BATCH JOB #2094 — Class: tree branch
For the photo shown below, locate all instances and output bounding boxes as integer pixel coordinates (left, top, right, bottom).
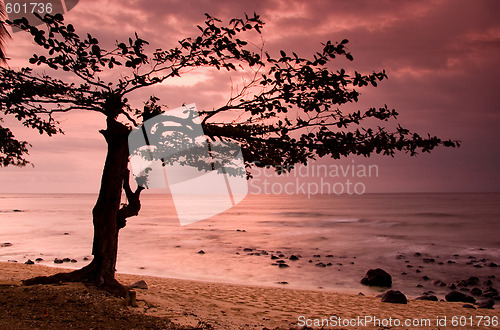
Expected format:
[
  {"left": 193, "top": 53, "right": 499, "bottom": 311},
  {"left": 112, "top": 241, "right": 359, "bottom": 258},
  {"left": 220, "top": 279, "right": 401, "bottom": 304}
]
[{"left": 117, "top": 169, "right": 144, "bottom": 230}]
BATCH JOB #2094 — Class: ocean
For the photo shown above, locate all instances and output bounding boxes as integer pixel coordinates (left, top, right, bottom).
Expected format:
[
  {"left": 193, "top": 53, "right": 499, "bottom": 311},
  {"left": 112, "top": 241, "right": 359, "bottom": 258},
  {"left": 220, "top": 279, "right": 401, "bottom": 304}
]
[{"left": 1, "top": 192, "right": 499, "bottom": 297}]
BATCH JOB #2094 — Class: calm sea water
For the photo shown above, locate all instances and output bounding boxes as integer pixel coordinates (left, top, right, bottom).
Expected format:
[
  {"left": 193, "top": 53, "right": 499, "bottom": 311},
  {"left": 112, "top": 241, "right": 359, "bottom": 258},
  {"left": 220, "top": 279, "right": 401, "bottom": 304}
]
[{"left": 1, "top": 192, "right": 499, "bottom": 297}]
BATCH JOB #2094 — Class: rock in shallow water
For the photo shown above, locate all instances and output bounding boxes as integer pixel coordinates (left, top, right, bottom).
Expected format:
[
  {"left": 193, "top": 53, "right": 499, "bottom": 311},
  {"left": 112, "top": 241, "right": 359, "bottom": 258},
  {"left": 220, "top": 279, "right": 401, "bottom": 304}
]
[
  {"left": 445, "top": 291, "right": 476, "bottom": 303},
  {"left": 470, "top": 287, "right": 482, "bottom": 296},
  {"left": 477, "top": 299, "right": 495, "bottom": 309},
  {"left": 433, "top": 280, "right": 446, "bottom": 287},
  {"left": 360, "top": 268, "right": 392, "bottom": 287},
  {"left": 416, "top": 294, "right": 438, "bottom": 301}
]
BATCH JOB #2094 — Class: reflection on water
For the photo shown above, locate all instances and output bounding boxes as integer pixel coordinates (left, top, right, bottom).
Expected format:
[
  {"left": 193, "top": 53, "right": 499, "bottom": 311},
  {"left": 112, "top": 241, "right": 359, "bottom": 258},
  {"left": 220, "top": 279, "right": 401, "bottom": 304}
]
[{"left": 0, "top": 192, "right": 499, "bottom": 296}]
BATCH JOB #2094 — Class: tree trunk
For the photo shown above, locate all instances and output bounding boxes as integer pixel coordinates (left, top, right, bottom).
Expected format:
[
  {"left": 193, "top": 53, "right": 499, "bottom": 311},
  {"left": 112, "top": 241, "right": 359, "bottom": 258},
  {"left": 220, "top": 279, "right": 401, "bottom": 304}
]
[
  {"left": 23, "top": 117, "right": 136, "bottom": 302},
  {"left": 88, "top": 117, "right": 130, "bottom": 287}
]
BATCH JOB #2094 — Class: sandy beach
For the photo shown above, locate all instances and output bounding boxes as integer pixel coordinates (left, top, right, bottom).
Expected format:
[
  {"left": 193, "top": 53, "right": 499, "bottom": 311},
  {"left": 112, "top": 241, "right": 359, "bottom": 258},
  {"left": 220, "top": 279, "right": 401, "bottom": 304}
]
[{"left": 1, "top": 262, "right": 498, "bottom": 329}]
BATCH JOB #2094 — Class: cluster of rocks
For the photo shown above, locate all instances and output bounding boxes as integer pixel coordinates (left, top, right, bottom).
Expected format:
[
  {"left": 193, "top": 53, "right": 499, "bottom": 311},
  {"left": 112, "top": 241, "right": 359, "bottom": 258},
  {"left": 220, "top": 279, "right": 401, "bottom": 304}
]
[
  {"left": 360, "top": 267, "right": 497, "bottom": 309},
  {"left": 397, "top": 251, "right": 498, "bottom": 270},
  {"left": 53, "top": 258, "right": 78, "bottom": 264},
  {"left": 24, "top": 258, "right": 45, "bottom": 265},
  {"left": 22, "top": 257, "right": 91, "bottom": 265},
  {"left": 236, "top": 248, "right": 355, "bottom": 271}
]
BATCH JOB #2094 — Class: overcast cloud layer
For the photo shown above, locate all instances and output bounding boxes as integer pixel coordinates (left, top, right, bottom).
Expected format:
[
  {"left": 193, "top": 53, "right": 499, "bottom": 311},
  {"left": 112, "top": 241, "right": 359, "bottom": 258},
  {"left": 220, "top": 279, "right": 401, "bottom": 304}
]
[{"left": 1, "top": 0, "right": 499, "bottom": 193}]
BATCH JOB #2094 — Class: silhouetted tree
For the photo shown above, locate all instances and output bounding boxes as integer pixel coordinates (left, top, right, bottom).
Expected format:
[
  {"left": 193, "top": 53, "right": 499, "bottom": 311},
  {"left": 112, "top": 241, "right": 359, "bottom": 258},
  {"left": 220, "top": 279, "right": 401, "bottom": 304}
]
[
  {"left": 0, "top": 1, "right": 9, "bottom": 63},
  {"left": 0, "top": 13, "right": 459, "bottom": 303}
]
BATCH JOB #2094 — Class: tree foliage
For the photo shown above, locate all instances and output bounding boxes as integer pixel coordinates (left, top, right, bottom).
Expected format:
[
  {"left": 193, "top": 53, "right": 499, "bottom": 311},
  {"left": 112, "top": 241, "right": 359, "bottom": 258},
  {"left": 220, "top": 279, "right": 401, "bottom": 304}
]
[{"left": 1, "top": 13, "right": 459, "bottom": 170}]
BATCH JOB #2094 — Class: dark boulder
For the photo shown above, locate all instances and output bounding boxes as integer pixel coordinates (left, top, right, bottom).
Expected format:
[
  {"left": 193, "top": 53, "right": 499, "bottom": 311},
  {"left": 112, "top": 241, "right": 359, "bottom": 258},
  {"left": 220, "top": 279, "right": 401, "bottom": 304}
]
[
  {"left": 483, "top": 287, "right": 498, "bottom": 298},
  {"left": 466, "top": 276, "right": 479, "bottom": 286},
  {"left": 416, "top": 295, "right": 438, "bottom": 301},
  {"left": 24, "top": 259, "right": 34, "bottom": 265},
  {"left": 433, "top": 280, "right": 447, "bottom": 287},
  {"left": 54, "top": 258, "right": 63, "bottom": 264},
  {"left": 445, "top": 291, "right": 476, "bottom": 303},
  {"left": 381, "top": 290, "right": 407, "bottom": 304},
  {"left": 477, "top": 299, "right": 494, "bottom": 309},
  {"left": 361, "top": 268, "right": 392, "bottom": 287},
  {"left": 289, "top": 255, "right": 299, "bottom": 261},
  {"left": 197, "top": 250, "right": 205, "bottom": 254},
  {"left": 470, "top": 287, "right": 482, "bottom": 296}
]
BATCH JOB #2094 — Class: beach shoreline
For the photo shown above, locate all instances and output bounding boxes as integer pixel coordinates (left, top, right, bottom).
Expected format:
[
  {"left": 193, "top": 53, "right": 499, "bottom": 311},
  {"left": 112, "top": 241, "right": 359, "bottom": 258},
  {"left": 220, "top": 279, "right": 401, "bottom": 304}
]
[{"left": 1, "top": 261, "right": 498, "bottom": 329}]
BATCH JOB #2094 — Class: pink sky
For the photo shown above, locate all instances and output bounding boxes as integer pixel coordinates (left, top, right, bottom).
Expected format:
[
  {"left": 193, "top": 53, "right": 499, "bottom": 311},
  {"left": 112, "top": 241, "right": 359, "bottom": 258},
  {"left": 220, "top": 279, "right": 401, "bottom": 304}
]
[{"left": 1, "top": 0, "right": 499, "bottom": 193}]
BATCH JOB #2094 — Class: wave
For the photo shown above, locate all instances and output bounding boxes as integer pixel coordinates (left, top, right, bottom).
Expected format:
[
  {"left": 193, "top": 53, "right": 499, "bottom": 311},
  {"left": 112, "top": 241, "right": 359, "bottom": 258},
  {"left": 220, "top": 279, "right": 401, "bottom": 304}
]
[
  {"left": 322, "top": 218, "right": 363, "bottom": 223},
  {"left": 279, "top": 211, "right": 325, "bottom": 218},
  {"left": 415, "top": 212, "right": 455, "bottom": 217}
]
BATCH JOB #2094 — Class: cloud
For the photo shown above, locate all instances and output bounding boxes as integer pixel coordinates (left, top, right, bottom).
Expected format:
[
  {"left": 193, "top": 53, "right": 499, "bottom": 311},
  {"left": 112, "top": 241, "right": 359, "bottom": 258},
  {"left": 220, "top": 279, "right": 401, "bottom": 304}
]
[{"left": 1, "top": 0, "right": 499, "bottom": 192}]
